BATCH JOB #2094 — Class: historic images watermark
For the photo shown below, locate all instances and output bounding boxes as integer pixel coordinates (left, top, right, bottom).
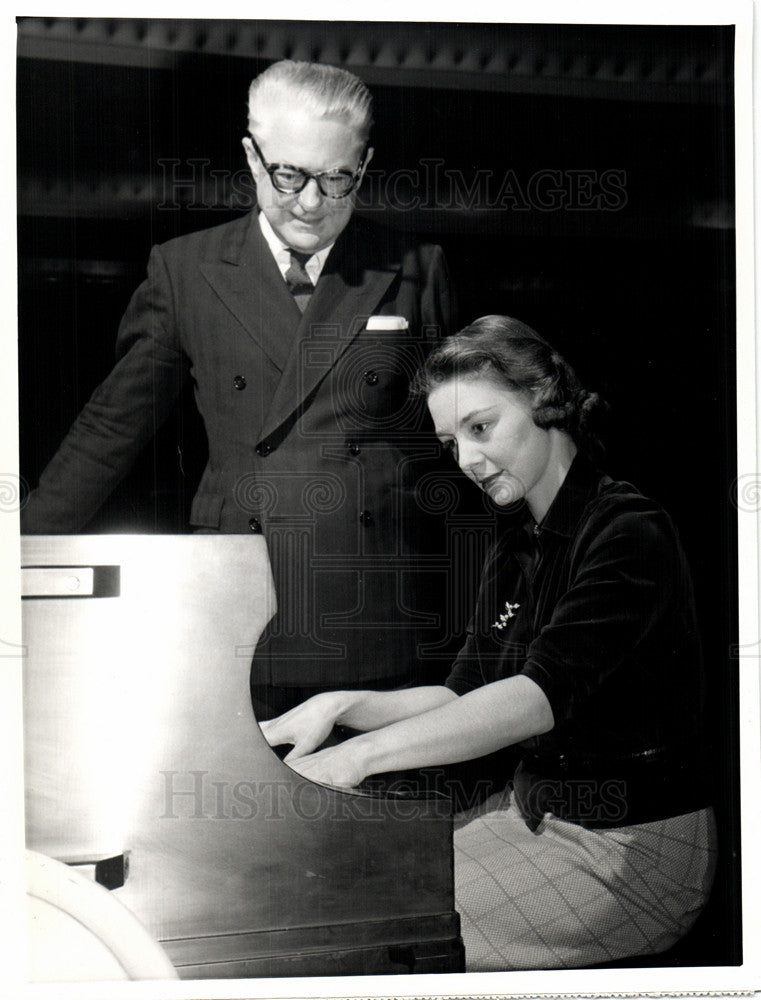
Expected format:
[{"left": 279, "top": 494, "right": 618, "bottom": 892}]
[
  {"left": 159, "top": 769, "right": 630, "bottom": 825},
  {"left": 161, "top": 769, "right": 454, "bottom": 822},
  {"left": 157, "top": 158, "right": 628, "bottom": 214}
]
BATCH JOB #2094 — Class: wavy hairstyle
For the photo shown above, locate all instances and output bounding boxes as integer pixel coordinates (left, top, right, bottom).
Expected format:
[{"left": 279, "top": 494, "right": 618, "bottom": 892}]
[
  {"left": 412, "top": 315, "right": 609, "bottom": 462},
  {"left": 247, "top": 60, "right": 374, "bottom": 142}
]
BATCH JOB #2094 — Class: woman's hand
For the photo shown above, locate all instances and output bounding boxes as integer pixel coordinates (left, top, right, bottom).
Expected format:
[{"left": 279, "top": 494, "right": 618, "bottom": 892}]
[
  {"left": 281, "top": 739, "right": 372, "bottom": 789},
  {"left": 261, "top": 676, "right": 553, "bottom": 790},
  {"left": 259, "top": 691, "right": 346, "bottom": 759}
]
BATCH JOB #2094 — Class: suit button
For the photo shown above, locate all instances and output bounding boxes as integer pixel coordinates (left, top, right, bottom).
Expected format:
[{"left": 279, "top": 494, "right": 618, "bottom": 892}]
[
  {"left": 359, "top": 509, "right": 373, "bottom": 527},
  {"left": 256, "top": 441, "right": 272, "bottom": 457},
  {"left": 248, "top": 517, "right": 263, "bottom": 534},
  {"left": 233, "top": 375, "right": 247, "bottom": 390},
  {"left": 363, "top": 370, "right": 379, "bottom": 386},
  {"left": 346, "top": 440, "right": 361, "bottom": 456}
]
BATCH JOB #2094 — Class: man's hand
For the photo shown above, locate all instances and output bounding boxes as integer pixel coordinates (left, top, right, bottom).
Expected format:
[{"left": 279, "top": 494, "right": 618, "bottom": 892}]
[{"left": 259, "top": 691, "right": 346, "bottom": 760}]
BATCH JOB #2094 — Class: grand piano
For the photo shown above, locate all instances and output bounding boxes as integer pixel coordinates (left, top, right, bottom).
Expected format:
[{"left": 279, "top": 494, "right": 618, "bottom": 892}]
[{"left": 21, "top": 534, "right": 464, "bottom": 979}]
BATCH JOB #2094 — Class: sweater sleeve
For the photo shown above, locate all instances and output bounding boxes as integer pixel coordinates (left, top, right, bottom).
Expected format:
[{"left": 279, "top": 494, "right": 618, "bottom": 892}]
[
  {"left": 520, "top": 498, "right": 686, "bottom": 725},
  {"left": 444, "top": 627, "right": 484, "bottom": 696}
]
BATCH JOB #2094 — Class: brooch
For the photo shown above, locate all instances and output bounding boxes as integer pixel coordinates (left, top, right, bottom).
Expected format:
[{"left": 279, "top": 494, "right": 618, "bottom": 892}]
[{"left": 492, "top": 601, "right": 520, "bottom": 630}]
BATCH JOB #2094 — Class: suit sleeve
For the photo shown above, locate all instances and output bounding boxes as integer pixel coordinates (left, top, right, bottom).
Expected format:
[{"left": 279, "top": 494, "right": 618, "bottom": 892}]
[
  {"left": 421, "top": 244, "right": 458, "bottom": 340},
  {"left": 21, "top": 246, "right": 189, "bottom": 533}
]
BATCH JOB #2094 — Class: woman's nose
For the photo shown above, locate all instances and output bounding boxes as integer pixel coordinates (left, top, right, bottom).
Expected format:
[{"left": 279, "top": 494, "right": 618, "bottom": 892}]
[{"left": 457, "top": 439, "right": 483, "bottom": 476}]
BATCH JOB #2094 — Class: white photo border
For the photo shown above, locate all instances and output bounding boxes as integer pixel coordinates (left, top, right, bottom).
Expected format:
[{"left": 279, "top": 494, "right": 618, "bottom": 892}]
[{"left": 2, "top": 1, "right": 758, "bottom": 998}]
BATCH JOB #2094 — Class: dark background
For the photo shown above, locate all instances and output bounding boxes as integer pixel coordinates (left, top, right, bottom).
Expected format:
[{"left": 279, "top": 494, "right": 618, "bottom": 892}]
[{"left": 16, "top": 18, "right": 739, "bottom": 968}]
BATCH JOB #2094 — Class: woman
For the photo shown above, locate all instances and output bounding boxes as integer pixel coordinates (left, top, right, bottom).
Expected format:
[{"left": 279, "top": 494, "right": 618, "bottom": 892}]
[{"left": 260, "top": 315, "right": 716, "bottom": 971}]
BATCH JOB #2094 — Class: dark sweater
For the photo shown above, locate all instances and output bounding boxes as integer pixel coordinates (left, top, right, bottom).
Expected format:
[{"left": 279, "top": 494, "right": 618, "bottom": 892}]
[{"left": 446, "top": 453, "right": 709, "bottom": 828}]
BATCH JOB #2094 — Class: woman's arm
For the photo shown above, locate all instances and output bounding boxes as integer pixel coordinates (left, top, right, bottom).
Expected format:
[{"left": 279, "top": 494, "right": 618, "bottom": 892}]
[
  {"left": 259, "top": 685, "right": 457, "bottom": 759},
  {"left": 282, "top": 674, "right": 554, "bottom": 788}
]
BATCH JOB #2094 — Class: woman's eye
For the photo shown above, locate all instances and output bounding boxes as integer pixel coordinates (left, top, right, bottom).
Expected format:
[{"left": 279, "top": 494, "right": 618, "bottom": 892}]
[{"left": 471, "top": 422, "right": 488, "bottom": 435}]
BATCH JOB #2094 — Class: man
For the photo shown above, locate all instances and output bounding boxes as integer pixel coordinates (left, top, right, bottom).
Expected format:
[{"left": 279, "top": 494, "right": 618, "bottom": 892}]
[{"left": 21, "top": 60, "right": 457, "bottom": 718}]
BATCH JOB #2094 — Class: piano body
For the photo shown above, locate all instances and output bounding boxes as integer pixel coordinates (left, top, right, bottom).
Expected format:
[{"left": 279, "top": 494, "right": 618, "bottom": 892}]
[{"left": 21, "top": 535, "right": 463, "bottom": 979}]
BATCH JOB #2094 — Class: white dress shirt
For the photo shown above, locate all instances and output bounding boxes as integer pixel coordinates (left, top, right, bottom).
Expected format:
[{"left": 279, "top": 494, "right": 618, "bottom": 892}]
[{"left": 258, "top": 212, "right": 334, "bottom": 287}]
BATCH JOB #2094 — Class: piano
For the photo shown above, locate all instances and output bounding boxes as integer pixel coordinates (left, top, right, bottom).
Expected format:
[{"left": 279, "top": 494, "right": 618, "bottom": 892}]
[{"left": 21, "top": 535, "right": 464, "bottom": 979}]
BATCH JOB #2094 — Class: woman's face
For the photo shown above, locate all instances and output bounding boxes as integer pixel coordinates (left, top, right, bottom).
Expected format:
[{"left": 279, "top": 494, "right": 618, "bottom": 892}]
[{"left": 427, "top": 375, "right": 554, "bottom": 509}]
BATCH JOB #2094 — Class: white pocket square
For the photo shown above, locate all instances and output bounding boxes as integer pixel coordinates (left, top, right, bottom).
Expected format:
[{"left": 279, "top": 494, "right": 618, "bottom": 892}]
[{"left": 365, "top": 315, "right": 409, "bottom": 331}]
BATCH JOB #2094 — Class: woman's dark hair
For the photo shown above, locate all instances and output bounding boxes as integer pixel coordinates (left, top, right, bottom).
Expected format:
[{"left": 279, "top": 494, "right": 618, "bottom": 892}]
[{"left": 412, "top": 315, "right": 609, "bottom": 462}]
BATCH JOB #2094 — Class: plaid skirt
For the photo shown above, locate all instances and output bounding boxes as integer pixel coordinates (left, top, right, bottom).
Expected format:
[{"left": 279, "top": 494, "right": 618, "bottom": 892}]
[{"left": 454, "top": 787, "right": 717, "bottom": 971}]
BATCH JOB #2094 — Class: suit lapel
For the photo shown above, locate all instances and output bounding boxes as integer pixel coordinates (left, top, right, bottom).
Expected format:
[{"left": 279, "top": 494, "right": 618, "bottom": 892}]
[
  {"left": 199, "top": 213, "right": 300, "bottom": 372},
  {"left": 260, "top": 223, "right": 399, "bottom": 443}
]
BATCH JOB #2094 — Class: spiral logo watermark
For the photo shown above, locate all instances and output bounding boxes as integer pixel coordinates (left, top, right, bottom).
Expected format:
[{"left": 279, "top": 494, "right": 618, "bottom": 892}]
[
  {"left": 234, "top": 472, "right": 348, "bottom": 518},
  {"left": 489, "top": 477, "right": 524, "bottom": 507},
  {"left": 233, "top": 475, "right": 278, "bottom": 516},
  {"left": 0, "top": 474, "right": 29, "bottom": 513},
  {"left": 415, "top": 473, "right": 462, "bottom": 515},
  {"left": 302, "top": 476, "right": 346, "bottom": 516},
  {"left": 730, "top": 473, "right": 761, "bottom": 513}
]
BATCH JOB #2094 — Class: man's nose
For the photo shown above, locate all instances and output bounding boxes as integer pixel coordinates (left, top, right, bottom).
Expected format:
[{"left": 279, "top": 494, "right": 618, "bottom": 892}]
[{"left": 298, "top": 178, "right": 323, "bottom": 210}]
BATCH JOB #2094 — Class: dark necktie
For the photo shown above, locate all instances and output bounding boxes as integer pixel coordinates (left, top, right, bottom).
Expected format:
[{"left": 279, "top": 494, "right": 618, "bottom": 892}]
[{"left": 285, "top": 250, "right": 314, "bottom": 313}]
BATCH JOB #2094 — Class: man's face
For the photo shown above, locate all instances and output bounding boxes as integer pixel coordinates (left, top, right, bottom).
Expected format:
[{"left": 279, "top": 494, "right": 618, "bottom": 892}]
[{"left": 244, "top": 102, "right": 372, "bottom": 254}]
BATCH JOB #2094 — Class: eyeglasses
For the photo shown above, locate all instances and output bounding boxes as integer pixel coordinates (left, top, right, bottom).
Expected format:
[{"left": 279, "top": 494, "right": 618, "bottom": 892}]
[{"left": 247, "top": 133, "right": 367, "bottom": 199}]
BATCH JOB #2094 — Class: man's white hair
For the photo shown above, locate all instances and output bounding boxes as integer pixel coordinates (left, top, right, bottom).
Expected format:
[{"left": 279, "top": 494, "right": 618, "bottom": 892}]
[{"left": 247, "top": 60, "right": 373, "bottom": 142}]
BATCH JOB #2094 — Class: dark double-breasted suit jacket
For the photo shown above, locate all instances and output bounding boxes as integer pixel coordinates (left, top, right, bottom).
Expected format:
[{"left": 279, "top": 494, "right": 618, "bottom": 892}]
[{"left": 22, "top": 211, "right": 457, "bottom": 690}]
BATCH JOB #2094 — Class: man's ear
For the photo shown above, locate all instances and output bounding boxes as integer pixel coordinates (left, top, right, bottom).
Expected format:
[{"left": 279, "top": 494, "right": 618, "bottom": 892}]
[
  {"left": 354, "top": 146, "right": 375, "bottom": 194},
  {"left": 360, "top": 146, "right": 374, "bottom": 179},
  {"left": 242, "top": 135, "right": 259, "bottom": 175}
]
